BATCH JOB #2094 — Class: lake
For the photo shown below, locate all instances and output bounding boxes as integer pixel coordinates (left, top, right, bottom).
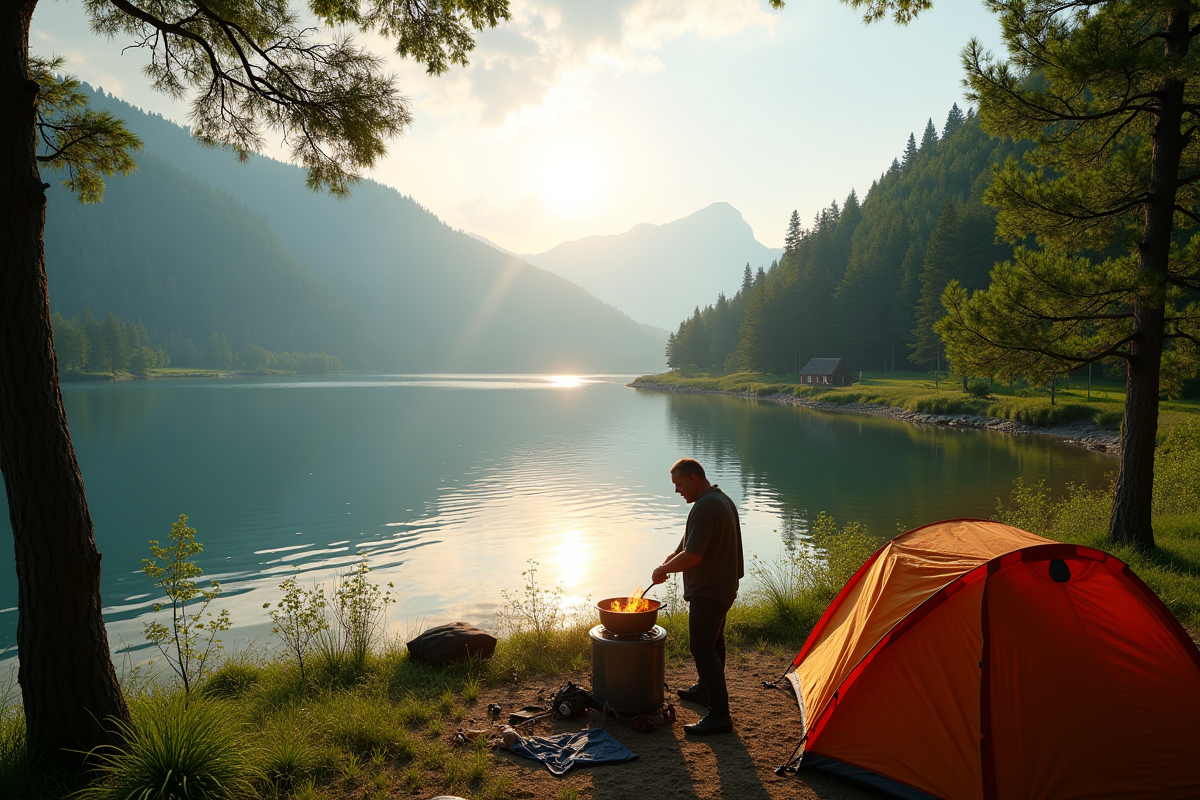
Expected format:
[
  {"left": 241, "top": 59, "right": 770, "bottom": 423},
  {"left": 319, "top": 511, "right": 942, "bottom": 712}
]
[{"left": 0, "top": 374, "right": 1116, "bottom": 661}]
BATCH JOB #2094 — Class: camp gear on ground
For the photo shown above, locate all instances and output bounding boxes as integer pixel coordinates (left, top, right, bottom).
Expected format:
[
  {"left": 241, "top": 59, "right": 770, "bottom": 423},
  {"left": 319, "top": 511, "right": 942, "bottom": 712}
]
[
  {"left": 508, "top": 705, "right": 553, "bottom": 726},
  {"left": 508, "top": 727, "right": 638, "bottom": 775},
  {"left": 595, "top": 597, "right": 661, "bottom": 635},
  {"left": 782, "top": 518, "right": 1200, "bottom": 799},
  {"left": 406, "top": 622, "right": 496, "bottom": 665},
  {"left": 631, "top": 703, "right": 676, "bottom": 733},
  {"left": 590, "top": 624, "right": 667, "bottom": 715},
  {"left": 552, "top": 682, "right": 595, "bottom": 718}
]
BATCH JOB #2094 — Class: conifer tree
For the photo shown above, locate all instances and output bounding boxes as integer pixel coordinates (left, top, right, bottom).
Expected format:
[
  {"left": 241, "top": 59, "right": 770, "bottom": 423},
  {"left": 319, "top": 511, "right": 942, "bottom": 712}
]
[
  {"left": 943, "top": 102, "right": 966, "bottom": 138},
  {"left": 939, "top": 0, "right": 1200, "bottom": 550},
  {"left": 784, "top": 210, "right": 803, "bottom": 251},
  {"left": 902, "top": 133, "right": 919, "bottom": 169},
  {"left": 741, "top": 263, "right": 754, "bottom": 296},
  {"left": 920, "top": 118, "right": 938, "bottom": 152}
]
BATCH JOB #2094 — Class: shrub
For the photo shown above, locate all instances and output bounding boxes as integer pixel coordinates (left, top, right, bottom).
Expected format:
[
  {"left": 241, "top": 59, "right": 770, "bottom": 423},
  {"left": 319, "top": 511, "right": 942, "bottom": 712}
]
[
  {"left": 141, "top": 515, "right": 231, "bottom": 693},
  {"left": 78, "top": 696, "right": 254, "bottom": 800},
  {"left": 261, "top": 731, "right": 314, "bottom": 792},
  {"left": 264, "top": 573, "right": 328, "bottom": 681},
  {"left": 740, "top": 513, "right": 877, "bottom": 645},
  {"left": 490, "top": 561, "right": 591, "bottom": 679},
  {"left": 966, "top": 378, "right": 992, "bottom": 398},
  {"left": 317, "top": 555, "right": 393, "bottom": 676},
  {"left": 995, "top": 478, "right": 1113, "bottom": 543},
  {"left": 1154, "top": 420, "right": 1200, "bottom": 517},
  {"left": 202, "top": 660, "right": 261, "bottom": 699}
]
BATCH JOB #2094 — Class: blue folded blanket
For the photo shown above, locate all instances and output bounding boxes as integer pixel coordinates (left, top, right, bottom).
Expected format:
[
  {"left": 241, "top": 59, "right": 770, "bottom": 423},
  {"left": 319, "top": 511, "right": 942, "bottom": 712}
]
[{"left": 509, "top": 728, "right": 638, "bottom": 775}]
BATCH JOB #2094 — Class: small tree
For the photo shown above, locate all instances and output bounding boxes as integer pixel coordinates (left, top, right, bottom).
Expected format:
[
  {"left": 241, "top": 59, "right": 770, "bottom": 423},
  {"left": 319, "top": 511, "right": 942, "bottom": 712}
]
[
  {"left": 142, "top": 515, "right": 231, "bottom": 693},
  {"left": 323, "top": 555, "right": 394, "bottom": 672},
  {"left": 264, "top": 574, "right": 327, "bottom": 682},
  {"left": 126, "top": 346, "right": 158, "bottom": 375}
]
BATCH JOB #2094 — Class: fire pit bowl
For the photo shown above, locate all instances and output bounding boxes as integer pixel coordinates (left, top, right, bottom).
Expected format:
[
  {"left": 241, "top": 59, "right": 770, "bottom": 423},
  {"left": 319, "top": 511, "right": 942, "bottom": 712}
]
[{"left": 596, "top": 598, "right": 662, "bottom": 635}]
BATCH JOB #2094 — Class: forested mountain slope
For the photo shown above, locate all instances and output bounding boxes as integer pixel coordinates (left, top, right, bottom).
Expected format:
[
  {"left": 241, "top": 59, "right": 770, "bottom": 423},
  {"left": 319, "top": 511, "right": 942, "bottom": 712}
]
[
  {"left": 46, "top": 153, "right": 372, "bottom": 363},
  {"left": 522, "top": 203, "right": 782, "bottom": 330},
  {"left": 667, "top": 107, "right": 1026, "bottom": 375},
  {"left": 63, "top": 87, "right": 665, "bottom": 372}
]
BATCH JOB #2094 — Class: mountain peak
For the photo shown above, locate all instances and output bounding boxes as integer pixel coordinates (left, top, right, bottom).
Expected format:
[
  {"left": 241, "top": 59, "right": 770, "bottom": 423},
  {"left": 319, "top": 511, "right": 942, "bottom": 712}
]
[{"left": 524, "top": 205, "right": 782, "bottom": 330}]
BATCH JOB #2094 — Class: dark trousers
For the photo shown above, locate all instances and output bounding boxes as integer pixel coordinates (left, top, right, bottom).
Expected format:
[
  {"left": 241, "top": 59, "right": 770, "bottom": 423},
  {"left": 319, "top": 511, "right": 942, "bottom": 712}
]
[{"left": 688, "top": 596, "right": 732, "bottom": 714}]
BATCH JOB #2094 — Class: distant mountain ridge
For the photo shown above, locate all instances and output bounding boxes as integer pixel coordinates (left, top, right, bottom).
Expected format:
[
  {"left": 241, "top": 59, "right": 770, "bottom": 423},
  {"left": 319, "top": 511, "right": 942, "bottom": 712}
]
[
  {"left": 522, "top": 203, "right": 783, "bottom": 330},
  {"left": 45, "top": 87, "right": 667, "bottom": 373}
]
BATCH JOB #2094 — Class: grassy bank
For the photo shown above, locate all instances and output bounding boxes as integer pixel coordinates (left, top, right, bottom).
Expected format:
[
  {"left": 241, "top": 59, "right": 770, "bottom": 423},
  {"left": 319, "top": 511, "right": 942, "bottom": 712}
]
[
  {"left": 633, "top": 370, "right": 1200, "bottom": 433},
  {"left": 3, "top": 424, "right": 1198, "bottom": 799}
]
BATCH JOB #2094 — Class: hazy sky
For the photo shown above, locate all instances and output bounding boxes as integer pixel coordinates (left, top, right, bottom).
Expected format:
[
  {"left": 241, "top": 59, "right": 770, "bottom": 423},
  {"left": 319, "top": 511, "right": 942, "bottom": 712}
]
[{"left": 31, "top": 1, "right": 1002, "bottom": 254}]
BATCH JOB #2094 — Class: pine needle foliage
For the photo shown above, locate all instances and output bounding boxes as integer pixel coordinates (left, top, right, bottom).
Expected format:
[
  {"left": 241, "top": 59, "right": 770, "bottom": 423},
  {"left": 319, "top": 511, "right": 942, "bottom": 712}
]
[
  {"left": 939, "top": 0, "right": 1200, "bottom": 549},
  {"left": 30, "top": 56, "right": 141, "bottom": 204}
]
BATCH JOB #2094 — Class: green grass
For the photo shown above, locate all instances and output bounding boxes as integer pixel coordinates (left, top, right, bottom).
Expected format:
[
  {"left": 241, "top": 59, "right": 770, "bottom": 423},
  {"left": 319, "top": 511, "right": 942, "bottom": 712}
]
[
  {"left": 634, "top": 369, "right": 1200, "bottom": 434},
  {"left": 4, "top": 419, "right": 1199, "bottom": 797}
]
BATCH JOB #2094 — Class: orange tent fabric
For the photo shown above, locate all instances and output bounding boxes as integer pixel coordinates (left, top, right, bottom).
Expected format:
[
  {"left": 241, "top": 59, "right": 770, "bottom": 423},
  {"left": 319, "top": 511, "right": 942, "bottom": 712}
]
[{"left": 787, "top": 519, "right": 1200, "bottom": 799}]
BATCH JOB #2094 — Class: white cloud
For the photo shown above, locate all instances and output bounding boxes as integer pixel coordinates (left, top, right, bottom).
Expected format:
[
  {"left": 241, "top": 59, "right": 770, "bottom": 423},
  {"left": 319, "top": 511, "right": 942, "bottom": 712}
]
[{"left": 400, "top": 0, "right": 779, "bottom": 128}]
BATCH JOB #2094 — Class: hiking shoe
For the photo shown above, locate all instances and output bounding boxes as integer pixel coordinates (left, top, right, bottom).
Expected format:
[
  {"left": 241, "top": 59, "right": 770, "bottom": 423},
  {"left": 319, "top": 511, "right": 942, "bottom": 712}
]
[
  {"left": 676, "top": 684, "right": 709, "bottom": 704},
  {"left": 684, "top": 711, "right": 733, "bottom": 736}
]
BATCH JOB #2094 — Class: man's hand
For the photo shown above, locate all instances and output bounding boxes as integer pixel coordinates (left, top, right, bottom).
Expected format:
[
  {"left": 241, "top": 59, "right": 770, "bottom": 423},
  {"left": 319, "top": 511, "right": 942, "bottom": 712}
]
[{"left": 653, "top": 551, "right": 702, "bottom": 585}]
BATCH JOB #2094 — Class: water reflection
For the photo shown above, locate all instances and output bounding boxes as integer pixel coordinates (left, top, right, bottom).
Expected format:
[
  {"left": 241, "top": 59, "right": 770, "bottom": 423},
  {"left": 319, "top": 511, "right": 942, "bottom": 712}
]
[{"left": 0, "top": 375, "right": 1115, "bottom": 662}]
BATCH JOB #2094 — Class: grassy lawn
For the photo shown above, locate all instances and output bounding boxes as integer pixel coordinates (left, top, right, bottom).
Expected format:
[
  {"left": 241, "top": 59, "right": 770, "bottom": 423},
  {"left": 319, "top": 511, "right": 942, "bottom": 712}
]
[{"left": 633, "top": 369, "right": 1200, "bottom": 434}]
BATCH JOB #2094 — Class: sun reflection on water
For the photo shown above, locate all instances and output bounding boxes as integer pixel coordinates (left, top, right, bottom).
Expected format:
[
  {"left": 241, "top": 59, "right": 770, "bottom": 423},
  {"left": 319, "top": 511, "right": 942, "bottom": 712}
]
[
  {"left": 550, "top": 527, "right": 591, "bottom": 589},
  {"left": 547, "top": 375, "right": 585, "bottom": 389}
]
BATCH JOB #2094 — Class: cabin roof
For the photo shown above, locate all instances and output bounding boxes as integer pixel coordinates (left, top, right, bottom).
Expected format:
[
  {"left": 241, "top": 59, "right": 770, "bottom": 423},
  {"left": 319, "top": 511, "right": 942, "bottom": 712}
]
[{"left": 799, "top": 358, "right": 847, "bottom": 375}]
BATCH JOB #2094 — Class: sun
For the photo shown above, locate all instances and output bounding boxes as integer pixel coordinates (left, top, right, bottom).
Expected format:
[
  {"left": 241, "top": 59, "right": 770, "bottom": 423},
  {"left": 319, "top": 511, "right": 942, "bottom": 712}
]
[{"left": 537, "top": 149, "right": 607, "bottom": 217}]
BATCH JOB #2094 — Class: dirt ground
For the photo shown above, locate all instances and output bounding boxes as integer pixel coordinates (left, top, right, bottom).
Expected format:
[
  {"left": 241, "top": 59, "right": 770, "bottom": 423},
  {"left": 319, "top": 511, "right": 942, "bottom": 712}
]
[{"left": 455, "top": 650, "right": 881, "bottom": 800}]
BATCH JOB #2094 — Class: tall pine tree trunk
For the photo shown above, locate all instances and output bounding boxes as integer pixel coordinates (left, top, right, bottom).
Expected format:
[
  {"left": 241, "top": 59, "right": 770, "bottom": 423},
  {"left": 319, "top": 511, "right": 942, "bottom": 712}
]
[
  {"left": 1108, "top": 8, "right": 1189, "bottom": 552},
  {"left": 0, "top": 1, "right": 129, "bottom": 758}
]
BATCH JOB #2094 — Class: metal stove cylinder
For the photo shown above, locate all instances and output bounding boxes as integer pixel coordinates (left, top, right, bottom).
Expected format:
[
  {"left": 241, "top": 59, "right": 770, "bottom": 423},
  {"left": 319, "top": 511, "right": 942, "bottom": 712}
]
[{"left": 589, "top": 624, "right": 666, "bottom": 716}]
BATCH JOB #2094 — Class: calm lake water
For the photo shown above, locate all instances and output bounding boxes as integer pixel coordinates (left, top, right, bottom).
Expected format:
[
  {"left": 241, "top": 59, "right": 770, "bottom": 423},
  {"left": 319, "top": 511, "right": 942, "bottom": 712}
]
[{"left": 0, "top": 374, "right": 1115, "bottom": 661}]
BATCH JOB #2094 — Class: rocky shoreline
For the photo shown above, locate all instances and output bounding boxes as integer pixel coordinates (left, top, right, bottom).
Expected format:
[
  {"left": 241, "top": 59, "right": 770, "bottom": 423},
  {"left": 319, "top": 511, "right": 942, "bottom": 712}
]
[{"left": 630, "top": 381, "right": 1121, "bottom": 456}]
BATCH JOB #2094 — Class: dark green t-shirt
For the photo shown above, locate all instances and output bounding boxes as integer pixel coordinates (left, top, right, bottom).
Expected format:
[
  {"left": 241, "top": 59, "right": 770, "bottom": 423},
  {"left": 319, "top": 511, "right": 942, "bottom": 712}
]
[{"left": 675, "top": 485, "right": 744, "bottom": 605}]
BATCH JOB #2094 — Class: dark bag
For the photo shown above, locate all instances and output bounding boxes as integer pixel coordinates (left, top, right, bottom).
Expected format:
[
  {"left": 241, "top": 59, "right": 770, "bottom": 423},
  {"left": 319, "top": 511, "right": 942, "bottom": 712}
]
[{"left": 406, "top": 622, "right": 496, "bottom": 665}]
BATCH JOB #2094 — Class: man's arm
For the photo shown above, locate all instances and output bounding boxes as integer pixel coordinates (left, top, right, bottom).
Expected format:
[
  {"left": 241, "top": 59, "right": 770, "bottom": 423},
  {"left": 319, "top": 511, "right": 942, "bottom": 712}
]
[{"left": 652, "top": 550, "right": 701, "bottom": 585}]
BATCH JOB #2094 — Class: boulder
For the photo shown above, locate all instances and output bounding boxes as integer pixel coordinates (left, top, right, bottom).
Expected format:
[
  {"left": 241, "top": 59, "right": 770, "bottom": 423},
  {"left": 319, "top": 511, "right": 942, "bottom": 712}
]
[{"left": 407, "top": 622, "right": 497, "bottom": 665}]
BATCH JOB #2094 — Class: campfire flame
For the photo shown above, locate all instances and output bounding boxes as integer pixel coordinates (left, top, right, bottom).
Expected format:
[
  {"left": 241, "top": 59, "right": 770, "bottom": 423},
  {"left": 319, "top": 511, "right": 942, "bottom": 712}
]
[{"left": 609, "top": 586, "right": 652, "bottom": 613}]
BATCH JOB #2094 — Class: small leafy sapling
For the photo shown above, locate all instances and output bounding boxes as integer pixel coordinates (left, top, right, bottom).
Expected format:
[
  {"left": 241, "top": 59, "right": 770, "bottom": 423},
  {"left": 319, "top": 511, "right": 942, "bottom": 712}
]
[
  {"left": 142, "top": 515, "right": 231, "bottom": 693},
  {"left": 325, "top": 554, "right": 395, "bottom": 670},
  {"left": 498, "top": 560, "right": 569, "bottom": 640},
  {"left": 264, "top": 573, "right": 328, "bottom": 681}
]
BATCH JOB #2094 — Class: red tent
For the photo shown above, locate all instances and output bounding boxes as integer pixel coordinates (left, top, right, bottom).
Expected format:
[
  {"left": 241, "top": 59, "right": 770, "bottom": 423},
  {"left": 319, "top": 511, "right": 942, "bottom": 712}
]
[{"left": 786, "top": 519, "right": 1200, "bottom": 799}]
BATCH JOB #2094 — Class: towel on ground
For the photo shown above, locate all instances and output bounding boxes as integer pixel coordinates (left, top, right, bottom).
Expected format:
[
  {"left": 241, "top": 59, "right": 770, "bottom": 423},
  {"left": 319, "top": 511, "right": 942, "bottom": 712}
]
[{"left": 509, "top": 728, "right": 637, "bottom": 775}]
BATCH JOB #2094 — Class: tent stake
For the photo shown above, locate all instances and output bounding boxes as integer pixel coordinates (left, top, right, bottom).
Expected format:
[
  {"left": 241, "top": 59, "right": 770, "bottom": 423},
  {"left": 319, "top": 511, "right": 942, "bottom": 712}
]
[{"left": 775, "top": 733, "right": 808, "bottom": 775}]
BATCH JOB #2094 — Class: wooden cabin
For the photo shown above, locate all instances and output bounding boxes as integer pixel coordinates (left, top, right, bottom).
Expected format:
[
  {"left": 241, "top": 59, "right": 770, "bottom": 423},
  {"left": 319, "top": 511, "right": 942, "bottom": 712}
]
[{"left": 798, "top": 357, "right": 853, "bottom": 386}]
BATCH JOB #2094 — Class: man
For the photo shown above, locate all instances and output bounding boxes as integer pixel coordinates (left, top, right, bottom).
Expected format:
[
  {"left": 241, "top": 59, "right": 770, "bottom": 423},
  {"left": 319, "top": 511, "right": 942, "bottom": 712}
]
[{"left": 651, "top": 457, "right": 744, "bottom": 735}]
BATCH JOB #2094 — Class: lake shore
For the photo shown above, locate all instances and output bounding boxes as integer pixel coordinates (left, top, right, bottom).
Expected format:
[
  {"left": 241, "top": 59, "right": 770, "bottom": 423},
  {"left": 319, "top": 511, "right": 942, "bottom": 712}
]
[{"left": 630, "top": 379, "right": 1122, "bottom": 456}]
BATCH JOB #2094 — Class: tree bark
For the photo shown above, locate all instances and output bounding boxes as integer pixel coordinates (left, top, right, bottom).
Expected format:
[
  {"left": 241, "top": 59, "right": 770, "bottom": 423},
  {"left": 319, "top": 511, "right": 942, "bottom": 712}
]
[
  {"left": 1108, "top": 7, "right": 1190, "bottom": 551},
  {"left": 0, "top": 0, "right": 129, "bottom": 759}
]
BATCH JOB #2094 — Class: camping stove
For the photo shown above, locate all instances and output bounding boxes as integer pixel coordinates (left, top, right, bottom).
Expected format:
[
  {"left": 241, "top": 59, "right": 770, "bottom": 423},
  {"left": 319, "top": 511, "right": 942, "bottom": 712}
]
[{"left": 589, "top": 624, "right": 666, "bottom": 716}]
